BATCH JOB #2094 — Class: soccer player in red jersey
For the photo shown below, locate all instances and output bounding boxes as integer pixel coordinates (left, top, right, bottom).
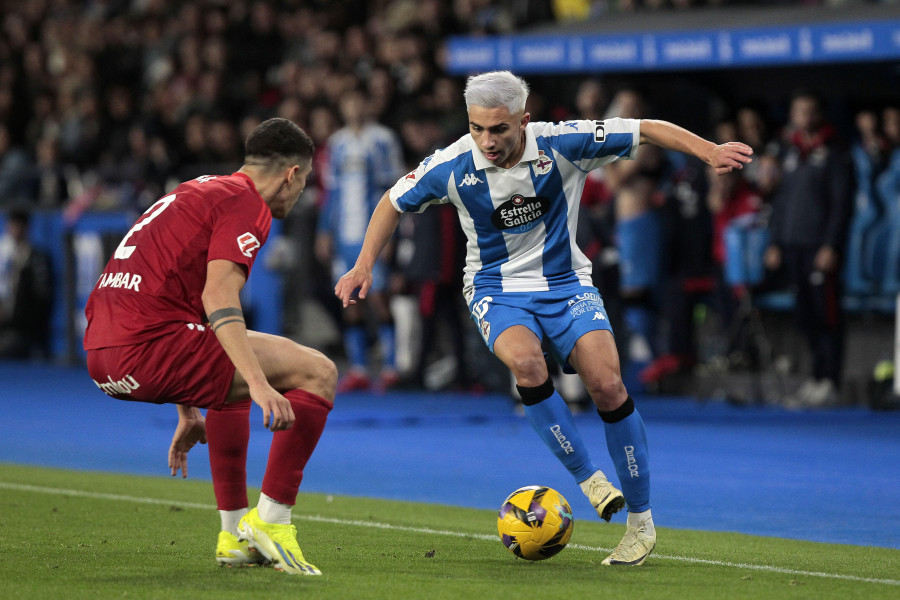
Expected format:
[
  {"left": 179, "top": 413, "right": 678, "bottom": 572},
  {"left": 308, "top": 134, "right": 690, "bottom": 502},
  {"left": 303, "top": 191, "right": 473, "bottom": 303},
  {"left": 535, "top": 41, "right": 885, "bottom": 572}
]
[{"left": 84, "top": 118, "right": 336, "bottom": 576}]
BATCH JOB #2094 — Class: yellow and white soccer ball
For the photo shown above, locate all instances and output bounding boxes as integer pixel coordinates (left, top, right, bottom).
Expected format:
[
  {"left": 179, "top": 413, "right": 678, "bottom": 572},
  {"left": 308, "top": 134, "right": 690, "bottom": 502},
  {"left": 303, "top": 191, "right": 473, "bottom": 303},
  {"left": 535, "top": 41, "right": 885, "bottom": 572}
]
[{"left": 497, "top": 485, "right": 574, "bottom": 560}]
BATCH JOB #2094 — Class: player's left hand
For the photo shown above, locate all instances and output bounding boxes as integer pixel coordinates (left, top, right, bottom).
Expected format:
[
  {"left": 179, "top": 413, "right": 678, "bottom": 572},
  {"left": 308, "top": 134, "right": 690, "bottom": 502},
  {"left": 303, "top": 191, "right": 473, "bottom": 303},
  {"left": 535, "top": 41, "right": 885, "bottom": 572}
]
[
  {"left": 335, "top": 266, "right": 373, "bottom": 308},
  {"left": 709, "top": 142, "right": 753, "bottom": 175},
  {"left": 168, "top": 411, "right": 207, "bottom": 478}
]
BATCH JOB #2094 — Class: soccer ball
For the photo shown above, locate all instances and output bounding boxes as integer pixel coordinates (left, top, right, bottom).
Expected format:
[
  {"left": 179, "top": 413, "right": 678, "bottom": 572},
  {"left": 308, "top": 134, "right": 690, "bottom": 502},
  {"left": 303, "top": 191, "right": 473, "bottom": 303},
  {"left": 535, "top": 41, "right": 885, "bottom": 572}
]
[{"left": 497, "top": 485, "right": 574, "bottom": 560}]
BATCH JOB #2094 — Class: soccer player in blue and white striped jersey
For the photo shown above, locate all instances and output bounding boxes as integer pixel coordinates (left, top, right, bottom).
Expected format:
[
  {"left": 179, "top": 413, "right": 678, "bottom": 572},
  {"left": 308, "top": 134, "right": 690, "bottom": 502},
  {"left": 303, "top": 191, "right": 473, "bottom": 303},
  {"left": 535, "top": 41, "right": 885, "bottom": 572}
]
[
  {"left": 317, "top": 88, "right": 405, "bottom": 392},
  {"left": 336, "top": 71, "right": 752, "bottom": 566}
]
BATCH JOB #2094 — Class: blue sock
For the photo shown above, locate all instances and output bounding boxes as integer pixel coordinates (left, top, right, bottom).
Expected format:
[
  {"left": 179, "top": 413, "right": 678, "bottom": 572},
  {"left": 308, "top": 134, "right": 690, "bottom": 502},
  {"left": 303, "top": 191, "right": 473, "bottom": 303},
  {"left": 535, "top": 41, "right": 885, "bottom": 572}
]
[
  {"left": 600, "top": 398, "right": 651, "bottom": 513},
  {"left": 344, "top": 325, "right": 368, "bottom": 371},
  {"left": 378, "top": 323, "right": 396, "bottom": 370},
  {"left": 518, "top": 379, "right": 597, "bottom": 483}
]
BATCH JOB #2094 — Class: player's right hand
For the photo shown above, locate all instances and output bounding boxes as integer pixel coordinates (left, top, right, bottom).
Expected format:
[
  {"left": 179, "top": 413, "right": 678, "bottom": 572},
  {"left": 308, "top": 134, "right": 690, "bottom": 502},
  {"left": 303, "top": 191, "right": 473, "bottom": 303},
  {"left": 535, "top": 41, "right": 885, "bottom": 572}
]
[
  {"left": 251, "top": 385, "right": 295, "bottom": 431},
  {"left": 709, "top": 141, "right": 753, "bottom": 175},
  {"left": 168, "top": 409, "right": 207, "bottom": 478},
  {"left": 335, "top": 267, "right": 372, "bottom": 308}
]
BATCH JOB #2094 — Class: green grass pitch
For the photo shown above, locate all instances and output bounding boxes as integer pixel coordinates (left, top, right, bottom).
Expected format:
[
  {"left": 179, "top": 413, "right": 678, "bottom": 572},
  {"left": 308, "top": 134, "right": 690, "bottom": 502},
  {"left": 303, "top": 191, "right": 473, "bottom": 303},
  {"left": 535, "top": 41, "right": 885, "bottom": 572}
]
[{"left": 0, "top": 463, "right": 896, "bottom": 599}]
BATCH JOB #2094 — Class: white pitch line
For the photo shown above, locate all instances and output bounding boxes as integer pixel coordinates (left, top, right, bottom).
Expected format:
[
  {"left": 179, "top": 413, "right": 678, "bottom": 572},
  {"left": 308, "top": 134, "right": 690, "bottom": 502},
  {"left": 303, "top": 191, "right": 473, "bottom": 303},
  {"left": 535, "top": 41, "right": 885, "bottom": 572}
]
[{"left": 2, "top": 481, "right": 897, "bottom": 587}]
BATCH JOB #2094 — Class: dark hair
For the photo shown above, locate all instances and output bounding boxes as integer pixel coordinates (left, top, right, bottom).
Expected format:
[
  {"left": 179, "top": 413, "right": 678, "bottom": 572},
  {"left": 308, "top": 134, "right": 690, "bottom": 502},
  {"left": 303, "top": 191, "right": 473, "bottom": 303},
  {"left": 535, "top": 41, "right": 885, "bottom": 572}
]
[
  {"left": 789, "top": 88, "right": 825, "bottom": 110},
  {"left": 244, "top": 118, "right": 314, "bottom": 167},
  {"left": 7, "top": 208, "right": 30, "bottom": 226}
]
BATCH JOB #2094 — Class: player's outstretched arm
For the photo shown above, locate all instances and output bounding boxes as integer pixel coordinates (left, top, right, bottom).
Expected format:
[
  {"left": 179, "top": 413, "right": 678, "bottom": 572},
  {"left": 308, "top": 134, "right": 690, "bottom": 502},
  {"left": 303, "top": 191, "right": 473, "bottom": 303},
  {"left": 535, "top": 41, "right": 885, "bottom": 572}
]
[
  {"left": 639, "top": 119, "right": 753, "bottom": 175},
  {"left": 335, "top": 191, "right": 402, "bottom": 307},
  {"left": 203, "top": 259, "right": 295, "bottom": 432},
  {"left": 168, "top": 404, "right": 207, "bottom": 478}
]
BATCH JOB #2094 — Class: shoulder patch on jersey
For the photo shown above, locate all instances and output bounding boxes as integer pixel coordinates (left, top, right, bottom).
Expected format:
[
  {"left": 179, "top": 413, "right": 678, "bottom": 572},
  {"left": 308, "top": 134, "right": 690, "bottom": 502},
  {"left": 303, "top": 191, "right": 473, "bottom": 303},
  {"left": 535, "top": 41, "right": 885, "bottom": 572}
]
[
  {"left": 593, "top": 120, "right": 606, "bottom": 142},
  {"left": 237, "top": 232, "right": 261, "bottom": 257}
]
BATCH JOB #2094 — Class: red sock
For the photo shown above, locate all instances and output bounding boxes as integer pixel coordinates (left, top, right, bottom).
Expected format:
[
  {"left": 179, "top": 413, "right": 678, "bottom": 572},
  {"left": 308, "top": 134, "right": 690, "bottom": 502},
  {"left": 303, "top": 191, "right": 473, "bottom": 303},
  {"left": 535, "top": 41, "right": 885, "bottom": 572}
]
[
  {"left": 261, "top": 389, "right": 333, "bottom": 505},
  {"left": 205, "top": 400, "right": 251, "bottom": 511}
]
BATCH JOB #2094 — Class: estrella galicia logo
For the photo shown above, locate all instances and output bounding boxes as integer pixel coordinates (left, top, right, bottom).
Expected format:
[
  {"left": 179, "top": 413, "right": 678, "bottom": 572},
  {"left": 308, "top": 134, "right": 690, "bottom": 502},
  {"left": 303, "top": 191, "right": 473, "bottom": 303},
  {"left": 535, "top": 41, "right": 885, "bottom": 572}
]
[{"left": 491, "top": 194, "right": 549, "bottom": 233}]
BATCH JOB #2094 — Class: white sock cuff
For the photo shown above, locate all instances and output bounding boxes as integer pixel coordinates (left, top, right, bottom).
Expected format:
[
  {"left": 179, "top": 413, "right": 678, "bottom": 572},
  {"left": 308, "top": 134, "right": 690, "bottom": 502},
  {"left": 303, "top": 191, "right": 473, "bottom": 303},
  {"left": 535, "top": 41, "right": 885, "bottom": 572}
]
[
  {"left": 627, "top": 509, "right": 653, "bottom": 528},
  {"left": 220, "top": 507, "right": 248, "bottom": 536},
  {"left": 258, "top": 493, "right": 293, "bottom": 525}
]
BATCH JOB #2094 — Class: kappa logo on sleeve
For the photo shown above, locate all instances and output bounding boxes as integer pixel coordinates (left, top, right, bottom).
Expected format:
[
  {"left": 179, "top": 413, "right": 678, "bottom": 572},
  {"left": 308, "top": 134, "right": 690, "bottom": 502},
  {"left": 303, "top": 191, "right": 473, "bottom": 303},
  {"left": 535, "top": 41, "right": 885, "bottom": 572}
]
[{"left": 237, "top": 232, "right": 261, "bottom": 257}]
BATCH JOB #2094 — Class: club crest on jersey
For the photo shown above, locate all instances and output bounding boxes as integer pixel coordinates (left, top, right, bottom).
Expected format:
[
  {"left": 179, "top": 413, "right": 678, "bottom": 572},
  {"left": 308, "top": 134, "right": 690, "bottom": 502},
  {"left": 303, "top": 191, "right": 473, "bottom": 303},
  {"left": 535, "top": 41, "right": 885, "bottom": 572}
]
[
  {"left": 237, "top": 232, "right": 261, "bottom": 257},
  {"left": 532, "top": 150, "right": 553, "bottom": 176},
  {"left": 491, "top": 194, "right": 549, "bottom": 233}
]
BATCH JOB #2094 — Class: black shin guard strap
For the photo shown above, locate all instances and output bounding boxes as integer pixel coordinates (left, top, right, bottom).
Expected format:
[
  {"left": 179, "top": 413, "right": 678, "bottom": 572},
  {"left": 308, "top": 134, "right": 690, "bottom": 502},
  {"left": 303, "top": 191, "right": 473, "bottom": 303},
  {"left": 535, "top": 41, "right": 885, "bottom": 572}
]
[
  {"left": 516, "top": 378, "right": 555, "bottom": 406},
  {"left": 598, "top": 397, "right": 635, "bottom": 423}
]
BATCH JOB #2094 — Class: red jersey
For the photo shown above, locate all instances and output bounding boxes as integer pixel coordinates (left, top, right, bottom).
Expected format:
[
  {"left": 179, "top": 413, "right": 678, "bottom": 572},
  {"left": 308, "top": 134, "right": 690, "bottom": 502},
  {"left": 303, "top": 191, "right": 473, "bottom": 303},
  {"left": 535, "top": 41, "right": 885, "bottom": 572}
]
[{"left": 84, "top": 173, "right": 272, "bottom": 349}]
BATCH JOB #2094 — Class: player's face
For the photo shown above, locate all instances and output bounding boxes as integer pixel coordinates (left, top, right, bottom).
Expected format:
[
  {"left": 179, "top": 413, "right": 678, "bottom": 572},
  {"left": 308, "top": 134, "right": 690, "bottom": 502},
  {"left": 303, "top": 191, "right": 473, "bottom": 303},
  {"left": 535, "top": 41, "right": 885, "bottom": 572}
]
[
  {"left": 468, "top": 105, "right": 529, "bottom": 169},
  {"left": 270, "top": 160, "right": 312, "bottom": 219}
]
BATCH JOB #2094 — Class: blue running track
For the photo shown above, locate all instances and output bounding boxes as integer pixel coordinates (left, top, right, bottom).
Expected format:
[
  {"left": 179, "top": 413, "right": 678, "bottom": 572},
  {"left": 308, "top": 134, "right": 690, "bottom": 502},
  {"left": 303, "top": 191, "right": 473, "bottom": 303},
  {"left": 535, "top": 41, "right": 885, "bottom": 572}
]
[{"left": 1, "top": 362, "right": 897, "bottom": 549}]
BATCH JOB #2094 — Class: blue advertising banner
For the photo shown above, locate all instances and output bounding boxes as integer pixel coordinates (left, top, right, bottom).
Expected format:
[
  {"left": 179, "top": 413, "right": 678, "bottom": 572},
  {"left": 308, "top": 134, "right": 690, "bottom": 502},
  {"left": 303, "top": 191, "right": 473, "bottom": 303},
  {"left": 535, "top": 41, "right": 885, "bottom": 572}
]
[{"left": 446, "top": 19, "right": 900, "bottom": 73}]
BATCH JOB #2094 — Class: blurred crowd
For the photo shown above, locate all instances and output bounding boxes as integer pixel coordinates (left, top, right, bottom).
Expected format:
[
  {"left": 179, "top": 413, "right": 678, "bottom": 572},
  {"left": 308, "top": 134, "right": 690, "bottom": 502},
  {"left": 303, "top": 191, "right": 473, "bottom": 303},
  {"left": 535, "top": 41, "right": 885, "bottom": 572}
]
[{"left": 1, "top": 0, "right": 898, "bottom": 407}]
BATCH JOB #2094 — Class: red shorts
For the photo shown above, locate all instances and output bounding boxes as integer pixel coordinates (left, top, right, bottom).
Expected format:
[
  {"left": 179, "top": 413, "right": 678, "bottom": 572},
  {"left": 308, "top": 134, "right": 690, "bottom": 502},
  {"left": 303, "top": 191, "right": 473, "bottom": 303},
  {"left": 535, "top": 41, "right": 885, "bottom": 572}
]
[{"left": 86, "top": 323, "right": 237, "bottom": 409}]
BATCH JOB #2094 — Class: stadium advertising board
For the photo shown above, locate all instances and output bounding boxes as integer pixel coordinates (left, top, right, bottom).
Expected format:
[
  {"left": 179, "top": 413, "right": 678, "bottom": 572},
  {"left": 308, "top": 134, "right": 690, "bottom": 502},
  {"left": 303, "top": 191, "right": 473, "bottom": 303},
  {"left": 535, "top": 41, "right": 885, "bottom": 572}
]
[{"left": 446, "top": 19, "right": 900, "bottom": 73}]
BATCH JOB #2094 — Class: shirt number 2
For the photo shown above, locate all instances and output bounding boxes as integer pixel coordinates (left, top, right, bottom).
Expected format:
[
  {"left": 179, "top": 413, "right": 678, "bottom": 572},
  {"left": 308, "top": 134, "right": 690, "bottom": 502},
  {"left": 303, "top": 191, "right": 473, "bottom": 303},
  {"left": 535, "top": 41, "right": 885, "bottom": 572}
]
[{"left": 114, "top": 194, "right": 177, "bottom": 259}]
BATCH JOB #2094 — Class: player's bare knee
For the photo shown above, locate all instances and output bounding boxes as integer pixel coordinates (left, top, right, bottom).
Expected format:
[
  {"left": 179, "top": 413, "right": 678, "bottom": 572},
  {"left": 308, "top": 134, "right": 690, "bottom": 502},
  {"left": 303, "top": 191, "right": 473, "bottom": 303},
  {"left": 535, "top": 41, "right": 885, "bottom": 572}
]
[
  {"left": 299, "top": 350, "right": 337, "bottom": 402},
  {"left": 507, "top": 353, "right": 547, "bottom": 387},
  {"left": 317, "top": 355, "right": 338, "bottom": 399},
  {"left": 585, "top": 375, "right": 627, "bottom": 412}
]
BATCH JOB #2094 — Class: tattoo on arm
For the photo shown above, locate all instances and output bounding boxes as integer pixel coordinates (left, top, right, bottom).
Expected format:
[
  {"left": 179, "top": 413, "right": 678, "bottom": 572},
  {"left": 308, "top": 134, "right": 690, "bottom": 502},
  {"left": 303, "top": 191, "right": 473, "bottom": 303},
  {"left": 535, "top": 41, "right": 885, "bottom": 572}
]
[{"left": 208, "top": 307, "right": 245, "bottom": 332}]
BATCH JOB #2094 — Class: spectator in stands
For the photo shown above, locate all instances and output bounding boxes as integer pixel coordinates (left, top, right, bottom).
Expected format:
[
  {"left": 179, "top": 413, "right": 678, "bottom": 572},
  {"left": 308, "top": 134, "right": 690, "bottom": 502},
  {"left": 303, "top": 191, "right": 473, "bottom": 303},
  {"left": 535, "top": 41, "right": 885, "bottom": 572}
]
[
  {"left": 705, "top": 162, "right": 765, "bottom": 367},
  {"left": 316, "top": 88, "right": 405, "bottom": 392},
  {"left": 764, "top": 90, "right": 853, "bottom": 408},
  {"left": 642, "top": 116, "right": 767, "bottom": 386},
  {"left": 392, "top": 112, "right": 476, "bottom": 391},
  {"left": 603, "top": 88, "right": 667, "bottom": 379},
  {"left": 0, "top": 124, "right": 31, "bottom": 208},
  {"left": 843, "top": 106, "right": 888, "bottom": 297},
  {"left": 735, "top": 103, "right": 779, "bottom": 196},
  {"left": 0, "top": 210, "right": 53, "bottom": 359},
  {"left": 875, "top": 104, "right": 900, "bottom": 295},
  {"left": 879, "top": 104, "right": 900, "bottom": 196},
  {"left": 884, "top": 105, "right": 900, "bottom": 148},
  {"left": 28, "top": 134, "right": 70, "bottom": 208},
  {"left": 639, "top": 155, "right": 712, "bottom": 386},
  {"left": 573, "top": 78, "right": 628, "bottom": 382},
  {"left": 853, "top": 108, "right": 887, "bottom": 173}
]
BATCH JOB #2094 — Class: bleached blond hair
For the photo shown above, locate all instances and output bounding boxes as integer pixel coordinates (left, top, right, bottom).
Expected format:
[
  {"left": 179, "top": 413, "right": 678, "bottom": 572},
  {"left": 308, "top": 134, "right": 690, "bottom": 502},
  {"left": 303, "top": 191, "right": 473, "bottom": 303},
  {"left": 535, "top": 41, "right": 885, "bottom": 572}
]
[{"left": 463, "top": 71, "right": 529, "bottom": 114}]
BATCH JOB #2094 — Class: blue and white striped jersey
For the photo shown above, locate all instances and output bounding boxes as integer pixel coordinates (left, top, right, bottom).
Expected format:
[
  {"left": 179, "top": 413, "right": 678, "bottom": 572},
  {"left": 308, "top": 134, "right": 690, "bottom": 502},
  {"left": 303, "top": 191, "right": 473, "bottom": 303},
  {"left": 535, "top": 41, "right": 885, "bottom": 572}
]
[
  {"left": 389, "top": 118, "right": 640, "bottom": 299},
  {"left": 320, "top": 122, "right": 404, "bottom": 247}
]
